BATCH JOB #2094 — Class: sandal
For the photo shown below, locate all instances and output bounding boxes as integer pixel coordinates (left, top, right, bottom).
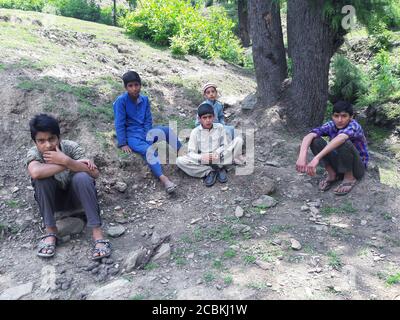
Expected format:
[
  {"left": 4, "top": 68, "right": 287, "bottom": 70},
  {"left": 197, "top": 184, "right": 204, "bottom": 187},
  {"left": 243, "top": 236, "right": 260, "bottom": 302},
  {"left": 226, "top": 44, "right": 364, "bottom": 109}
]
[
  {"left": 318, "top": 177, "right": 339, "bottom": 191},
  {"left": 333, "top": 180, "right": 357, "bottom": 196},
  {"left": 92, "top": 239, "right": 112, "bottom": 261},
  {"left": 37, "top": 233, "right": 58, "bottom": 258},
  {"left": 165, "top": 182, "right": 177, "bottom": 194}
]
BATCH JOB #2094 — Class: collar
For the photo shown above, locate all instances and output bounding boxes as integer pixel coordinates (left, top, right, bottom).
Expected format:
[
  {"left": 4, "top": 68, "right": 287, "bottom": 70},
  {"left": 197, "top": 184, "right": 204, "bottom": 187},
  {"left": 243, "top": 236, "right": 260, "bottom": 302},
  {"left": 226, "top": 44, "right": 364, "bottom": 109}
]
[{"left": 127, "top": 93, "right": 142, "bottom": 105}]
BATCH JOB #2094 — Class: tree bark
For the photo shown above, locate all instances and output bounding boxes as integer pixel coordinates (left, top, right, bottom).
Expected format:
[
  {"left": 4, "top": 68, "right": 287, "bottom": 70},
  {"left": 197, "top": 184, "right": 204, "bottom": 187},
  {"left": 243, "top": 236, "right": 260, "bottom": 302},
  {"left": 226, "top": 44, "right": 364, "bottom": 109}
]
[
  {"left": 248, "top": 0, "right": 287, "bottom": 107},
  {"left": 238, "top": 0, "right": 250, "bottom": 47},
  {"left": 286, "top": 0, "right": 345, "bottom": 130}
]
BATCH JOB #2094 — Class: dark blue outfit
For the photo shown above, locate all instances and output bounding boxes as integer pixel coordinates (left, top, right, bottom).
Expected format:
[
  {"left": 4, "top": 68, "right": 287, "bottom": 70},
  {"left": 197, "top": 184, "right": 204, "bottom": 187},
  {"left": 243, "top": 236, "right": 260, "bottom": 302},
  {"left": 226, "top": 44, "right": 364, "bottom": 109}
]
[{"left": 113, "top": 92, "right": 182, "bottom": 178}]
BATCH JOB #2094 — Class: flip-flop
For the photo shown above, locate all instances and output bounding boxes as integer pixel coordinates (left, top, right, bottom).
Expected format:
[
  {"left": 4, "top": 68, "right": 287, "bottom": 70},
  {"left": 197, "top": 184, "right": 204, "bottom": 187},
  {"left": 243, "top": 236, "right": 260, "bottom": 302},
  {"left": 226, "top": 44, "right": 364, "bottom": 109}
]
[
  {"left": 92, "top": 239, "right": 112, "bottom": 261},
  {"left": 318, "top": 178, "right": 339, "bottom": 191},
  {"left": 333, "top": 180, "right": 357, "bottom": 196}
]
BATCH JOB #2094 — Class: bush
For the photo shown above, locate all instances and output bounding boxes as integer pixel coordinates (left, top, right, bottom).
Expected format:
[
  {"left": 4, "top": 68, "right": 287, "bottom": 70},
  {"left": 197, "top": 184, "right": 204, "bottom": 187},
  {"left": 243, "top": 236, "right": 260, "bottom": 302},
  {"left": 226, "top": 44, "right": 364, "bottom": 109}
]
[
  {"left": 123, "top": 0, "right": 246, "bottom": 65},
  {"left": 331, "top": 55, "right": 368, "bottom": 103},
  {"left": 357, "top": 50, "right": 400, "bottom": 107},
  {"left": 99, "top": 5, "right": 129, "bottom": 26},
  {"left": 56, "top": 0, "right": 101, "bottom": 22},
  {"left": 0, "top": 0, "right": 45, "bottom": 11}
]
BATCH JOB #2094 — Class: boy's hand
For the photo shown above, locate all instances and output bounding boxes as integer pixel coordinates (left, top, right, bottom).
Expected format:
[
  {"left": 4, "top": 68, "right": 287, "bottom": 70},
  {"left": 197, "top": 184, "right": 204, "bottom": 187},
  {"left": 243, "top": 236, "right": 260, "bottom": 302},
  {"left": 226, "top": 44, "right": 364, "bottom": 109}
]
[
  {"left": 306, "top": 158, "right": 319, "bottom": 176},
  {"left": 201, "top": 153, "right": 219, "bottom": 163},
  {"left": 78, "top": 159, "right": 98, "bottom": 171},
  {"left": 121, "top": 145, "right": 132, "bottom": 154},
  {"left": 43, "top": 145, "right": 69, "bottom": 166},
  {"left": 296, "top": 157, "right": 307, "bottom": 173}
]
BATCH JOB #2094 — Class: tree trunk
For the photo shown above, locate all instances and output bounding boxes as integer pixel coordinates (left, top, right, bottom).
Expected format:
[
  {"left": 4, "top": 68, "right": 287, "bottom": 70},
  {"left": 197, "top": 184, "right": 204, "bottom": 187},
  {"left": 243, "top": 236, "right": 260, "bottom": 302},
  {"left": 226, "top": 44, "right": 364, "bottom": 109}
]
[
  {"left": 113, "top": 0, "right": 117, "bottom": 26},
  {"left": 248, "top": 0, "right": 287, "bottom": 107},
  {"left": 286, "top": 0, "right": 345, "bottom": 130},
  {"left": 238, "top": 0, "right": 250, "bottom": 47}
]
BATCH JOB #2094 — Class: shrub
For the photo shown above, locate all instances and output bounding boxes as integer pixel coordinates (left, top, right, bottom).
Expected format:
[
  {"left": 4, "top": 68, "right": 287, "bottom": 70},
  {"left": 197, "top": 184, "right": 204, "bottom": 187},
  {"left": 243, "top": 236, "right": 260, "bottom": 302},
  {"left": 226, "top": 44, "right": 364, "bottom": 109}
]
[
  {"left": 331, "top": 55, "right": 368, "bottom": 103},
  {"left": 56, "top": 0, "right": 101, "bottom": 22},
  {"left": 123, "top": 0, "right": 246, "bottom": 65},
  {"left": 0, "top": 0, "right": 45, "bottom": 11},
  {"left": 99, "top": 5, "right": 129, "bottom": 26}
]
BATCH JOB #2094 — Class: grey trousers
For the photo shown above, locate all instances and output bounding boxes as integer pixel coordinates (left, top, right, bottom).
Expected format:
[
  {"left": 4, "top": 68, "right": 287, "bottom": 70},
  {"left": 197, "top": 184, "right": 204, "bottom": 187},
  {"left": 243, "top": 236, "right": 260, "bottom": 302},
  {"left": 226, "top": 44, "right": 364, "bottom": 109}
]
[
  {"left": 310, "top": 137, "right": 365, "bottom": 179},
  {"left": 32, "top": 172, "right": 102, "bottom": 228}
]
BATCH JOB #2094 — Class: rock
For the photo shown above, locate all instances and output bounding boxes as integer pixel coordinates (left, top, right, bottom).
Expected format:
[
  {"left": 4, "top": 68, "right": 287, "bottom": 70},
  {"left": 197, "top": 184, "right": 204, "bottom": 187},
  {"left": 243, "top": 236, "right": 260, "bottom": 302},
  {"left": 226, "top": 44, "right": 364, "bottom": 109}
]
[
  {"left": 235, "top": 206, "right": 244, "bottom": 218},
  {"left": 310, "top": 207, "right": 320, "bottom": 215},
  {"left": 190, "top": 218, "right": 202, "bottom": 224},
  {"left": 361, "top": 220, "right": 367, "bottom": 226},
  {"left": 107, "top": 225, "right": 126, "bottom": 238},
  {"left": 255, "top": 260, "right": 270, "bottom": 270},
  {"left": 265, "top": 161, "right": 280, "bottom": 167},
  {"left": 150, "top": 231, "right": 161, "bottom": 245},
  {"left": 12, "top": 187, "right": 19, "bottom": 193},
  {"left": 40, "top": 265, "right": 57, "bottom": 292},
  {"left": 241, "top": 93, "right": 257, "bottom": 111},
  {"left": 84, "top": 262, "right": 100, "bottom": 272},
  {"left": 0, "top": 282, "right": 33, "bottom": 300},
  {"left": 56, "top": 217, "right": 85, "bottom": 237},
  {"left": 187, "top": 253, "right": 195, "bottom": 259},
  {"left": 290, "top": 239, "right": 302, "bottom": 250},
  {"left": 114, "top": 182, "right": 127, "bottom": 193},
  {"left": 301, "top": 205, "right": 309, "bottom": 212},
  {"left": 221, "top": 186, "right": 229, "bottom": 191},
  {"left": 117, "top": 45, "right": 130, "bottom": 54},
  {"left": 152, "top": 243, "right": 171, "bottom": 262},
  {"left": 252, "top": 195, "right": 277, "bottom": 208},
  {"left": 308, "top": 201, "right": 321, "bottom": 208},
  {"left": 87, "top": 279, "right": 131, "bottom": 300},
  {"left": 271, "top": 238, "right": 282, "bottom": 246},
  {"left": 234, "top": 197, "right": 244, "bottom": 203},
  {"left": 123, "top": 249, "right": 147, "bottom": 272}
]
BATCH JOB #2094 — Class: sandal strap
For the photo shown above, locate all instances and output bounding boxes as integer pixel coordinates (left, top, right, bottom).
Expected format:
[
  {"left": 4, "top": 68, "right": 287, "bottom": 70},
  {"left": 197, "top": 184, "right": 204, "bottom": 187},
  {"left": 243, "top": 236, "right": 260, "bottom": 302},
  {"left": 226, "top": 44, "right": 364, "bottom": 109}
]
[
  {"left": 38, "top": 233, "right": 58, "bottom": 241},
  {"left": 94, "top": 239, "right": 111, "bottom": 246}
]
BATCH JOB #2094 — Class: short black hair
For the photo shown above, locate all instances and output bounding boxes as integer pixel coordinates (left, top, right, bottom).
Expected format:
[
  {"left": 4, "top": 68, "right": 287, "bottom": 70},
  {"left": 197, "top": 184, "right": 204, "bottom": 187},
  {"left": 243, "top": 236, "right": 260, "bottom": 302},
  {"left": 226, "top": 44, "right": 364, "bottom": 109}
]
[
  {"left": 122, "top": 70, "right": 141, "bottom": 87},
  {"left": 198, "top": 103, "right": 214, "bottom": 117},
  {"left": 29, "top": 113, "right": 60, "bottom": 141},
  {"left": 332, "top": 100, "right": 353, "bottom": 116}
]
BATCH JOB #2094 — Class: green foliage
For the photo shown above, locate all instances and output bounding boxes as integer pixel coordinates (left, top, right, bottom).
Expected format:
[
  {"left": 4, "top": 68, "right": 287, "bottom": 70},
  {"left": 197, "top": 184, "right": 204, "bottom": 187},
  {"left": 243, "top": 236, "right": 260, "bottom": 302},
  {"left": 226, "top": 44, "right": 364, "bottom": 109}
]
[
  {"left": 357, "top": 50, "right": 400, "bottom": 107},
  {"left": 99, "top": 5, "right": 129, "bottom": 27},
  {"left": 56, "top": 0, "right": 101, "bottom": 22},
  {"left": 123, "top": 0, "right": 247, "bottom": 65},
  {"left": 386, "top": 272, "right": 400, "bottom": 285},
  {"left": 0, "top": 0, "right": 45, "bottom": 11},
  {"left": 327, "top": 250, "right": 343, "bottom": 270},
  {"left": 331, "top": 55, "right": 368, "bottom": 103}
]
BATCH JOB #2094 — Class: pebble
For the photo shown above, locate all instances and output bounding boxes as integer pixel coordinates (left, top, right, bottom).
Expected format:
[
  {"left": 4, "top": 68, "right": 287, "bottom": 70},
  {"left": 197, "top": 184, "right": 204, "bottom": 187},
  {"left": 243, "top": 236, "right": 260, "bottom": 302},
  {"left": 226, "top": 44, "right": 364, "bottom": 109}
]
[
  {"left": 235, "top": 206, "right": 244, "bottom": 218},
  {"left": 12, "top": 187, "right": 20, "bottom": 193},
  {"left": 190, "top": 218, "right": 202, "bottom": 225},
  {"left": 290, "top": 239, "right": 302, "bottom": 250},
  {"left": 301, "top": 205, "right": 309, "bottom": 212}
]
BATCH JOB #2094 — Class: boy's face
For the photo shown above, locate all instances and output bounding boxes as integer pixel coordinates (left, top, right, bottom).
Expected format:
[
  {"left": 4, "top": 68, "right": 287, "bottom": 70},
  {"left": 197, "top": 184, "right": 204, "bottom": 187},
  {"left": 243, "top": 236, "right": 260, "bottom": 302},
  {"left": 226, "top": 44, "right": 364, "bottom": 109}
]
[
  {"left": 204, "top": 87, "right": 217, "bottom": 101},
  {"left": 34, "top": 131, "right": 60, "bottom": 154},
  {"left": 126, "top": 81, "right": 141, "bottom": 98},
  {"left": 200, "top": 114, "right": 214, "bottom": 129},
  {"left": 332, "top": 112, "right": 352, "bottom": 129}
]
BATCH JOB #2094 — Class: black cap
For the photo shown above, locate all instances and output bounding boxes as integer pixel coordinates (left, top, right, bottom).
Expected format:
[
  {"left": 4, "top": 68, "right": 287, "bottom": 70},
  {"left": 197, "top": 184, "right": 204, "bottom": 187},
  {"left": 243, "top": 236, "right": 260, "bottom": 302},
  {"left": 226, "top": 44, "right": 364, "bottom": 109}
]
[
  {"left": 122, "top": 71, "right": 141, "bottom": 87},
  {"left": 197, "top": 103, "right": 214, "bottom": 117}
]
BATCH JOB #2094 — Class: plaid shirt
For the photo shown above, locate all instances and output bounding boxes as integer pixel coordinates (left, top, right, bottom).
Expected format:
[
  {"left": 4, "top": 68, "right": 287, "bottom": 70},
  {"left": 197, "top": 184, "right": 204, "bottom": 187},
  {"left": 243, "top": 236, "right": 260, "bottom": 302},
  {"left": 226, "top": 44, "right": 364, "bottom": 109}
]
[{"left": 311, "top": 119, "right": 369, "bottom": 167}]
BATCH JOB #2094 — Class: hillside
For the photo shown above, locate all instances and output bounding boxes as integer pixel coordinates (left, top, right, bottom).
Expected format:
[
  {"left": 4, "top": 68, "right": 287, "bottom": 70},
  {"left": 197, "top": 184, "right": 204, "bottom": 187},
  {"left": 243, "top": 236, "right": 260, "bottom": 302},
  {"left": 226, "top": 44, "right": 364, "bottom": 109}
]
[{"left": 0, "top": 9, "right": 400, "bottom": 300}]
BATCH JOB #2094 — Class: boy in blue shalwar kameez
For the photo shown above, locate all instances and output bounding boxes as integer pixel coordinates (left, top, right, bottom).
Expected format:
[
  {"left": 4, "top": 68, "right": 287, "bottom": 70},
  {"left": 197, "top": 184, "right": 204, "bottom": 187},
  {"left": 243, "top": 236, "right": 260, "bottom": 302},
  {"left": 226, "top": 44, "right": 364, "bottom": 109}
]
[{"left": 113, "top": 71, "right": 181, "bottom": 193}]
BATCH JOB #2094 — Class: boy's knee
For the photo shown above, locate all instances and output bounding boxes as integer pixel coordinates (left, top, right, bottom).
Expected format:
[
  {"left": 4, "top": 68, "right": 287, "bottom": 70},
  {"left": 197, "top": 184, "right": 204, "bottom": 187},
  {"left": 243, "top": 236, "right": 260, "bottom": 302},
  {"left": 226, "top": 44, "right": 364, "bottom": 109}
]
[
  {"left": 72, "top": 172, "right": 93, "bottom": 185},
  {"left": 336, "top": 140, "right": 354, "bottom": 153}
]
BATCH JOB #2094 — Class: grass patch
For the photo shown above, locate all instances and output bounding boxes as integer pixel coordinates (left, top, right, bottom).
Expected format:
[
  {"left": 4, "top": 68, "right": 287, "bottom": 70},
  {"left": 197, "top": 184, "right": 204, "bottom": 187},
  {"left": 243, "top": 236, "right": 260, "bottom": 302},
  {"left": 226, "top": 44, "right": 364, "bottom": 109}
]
[
  {"left": 223, "top": 275, "right": 233, "bottom": 286},
  {"left": 207, "top": 225, "right": 234, "bottom": 242},
  {"left": 269, "top": 225, "right": 293, "bottom": 234},
  {"left": 327, "top": 250, "right": 343, "bottom": 270},
  {"left": 212, "top": 259, "right": 224, "bottom": 271},
  {"left": 320, "top": 201, "right": 357, "bottom": 216},
  {"left": 243, "top": 255, "right": 256, "bottom": 265},
  {"left": 222, "top": 248, "right": 237, "bottom": 259},
  {"left": 203, "top": 271, "right": 216, "bottom": 283},
  {"left": 130, "top": 294, "right": 145, "bottom": 300},
  {"left": 144, "top": 262, "right": 159, "bottom": 271},
  {"left": 5, "top": 199, "right": 20, "bottom": 208},
  {"left": 386, "top": 272, "right": 400, "bottom": 285}
]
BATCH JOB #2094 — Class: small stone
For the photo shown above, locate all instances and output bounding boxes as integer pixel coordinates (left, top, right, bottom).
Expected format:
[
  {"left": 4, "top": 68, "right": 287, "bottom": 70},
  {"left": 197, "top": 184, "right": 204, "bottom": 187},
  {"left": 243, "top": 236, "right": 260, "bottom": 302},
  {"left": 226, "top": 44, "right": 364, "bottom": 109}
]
[
  {"left": 196, "top": 279, "right": 203, "bottom": 285},
  {"left": 216, "top": 284, "right": 222, "bottom": 290},
  {"left": 12, "top": 187, "right": 20, "bottom": 193},
  {"left": 221, "top": 187, "right": 229, "bottom": 191},
  {"left": 310, "top": 207, "right": 320, "bottom": 215},
  {"left": 123, "top": 249, "right": 147, "bottom": 272},
  {"left": 140, "top": 231, "right": 147, "bottom": 237},
  {"left": 107, "top": 225, "right": 126, "bottom": 238},
  {"left": 371, "top": 237, "right": 377, "bottom": 240},
  {"left": 102, "top": 258, "right": 114, "bottom": 265},
  {"left": 266, "top": 283, "right": 272, "bottom": 287},
  {"left": 190, "top": 218, "right": 202, "bottom": 225},
  {"left": 115, "top": 182, "right": 127, "bottom": 193},
  {"left": 271, "top": 238, "right": 282, "bottom": 246},
  {"left": 114, "top": 206, "right": 122, "bottom": 211},
  {"left": 56, "top": 217, "right": 85, "bottom": 237},
  {"left": 150, "top": 231, "right": 161, "bottom": 245},
  {"left": 149, "top": 225, "right": 155, "bottom": 229},
  {"left": 187, "top": 253, "right": 195, "bottom": 259},
  {"left": 252, "top": 195, "right": 277, "bottom": 208},
  {"left": 301, "top": 205, "right": 309, "bottom": 212},
  {"left": 235, "top": 206, "right": 244, "bottom": 218},
  {"left": 361, "top": 220, "right": 367, "bottom": 226},
  {"left": 255, "top": 260, "right": 270, "bottom": 270},
  {"left": 290, "top": 239, "right": 302, "bottom": 250}
]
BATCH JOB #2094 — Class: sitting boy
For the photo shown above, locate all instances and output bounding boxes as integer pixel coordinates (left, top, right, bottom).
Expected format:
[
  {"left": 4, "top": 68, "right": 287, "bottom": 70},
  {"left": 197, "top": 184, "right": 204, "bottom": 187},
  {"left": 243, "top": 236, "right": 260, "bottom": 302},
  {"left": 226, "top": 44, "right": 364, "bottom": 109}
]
[
  {"left": 26, "top": 114, "right": 111, "bottom": 259},
  {"left": 177, "top": 103, "right": 243, "bottom": 187},
  {"left": 113, "top": 71, "right": 182, "bottom": 193},
  {"left": 195, "top": 82, "right": 235, "bottom": 139},
  {"left": 296, "top": 101, "right": 369, "bottom": 195}
]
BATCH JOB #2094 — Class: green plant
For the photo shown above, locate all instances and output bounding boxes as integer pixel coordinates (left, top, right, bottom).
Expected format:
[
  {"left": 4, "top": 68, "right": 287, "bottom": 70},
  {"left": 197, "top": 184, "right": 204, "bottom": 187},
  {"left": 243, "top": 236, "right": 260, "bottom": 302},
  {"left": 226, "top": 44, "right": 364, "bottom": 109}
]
[
  {"left": 331, "top": 55, "right": 368, "bottom": 103},
  {"left": 5, "top": 200, "right": 20, "bottom": 208},
  {"left": 144, "top": 262, "right": 159, "bottom": 270},
  {"left": 203, "top": 271, "right": 215, "bottom": 283},
  {"left": 212, "top": 259, "right": 224, "bottom": 270},
  {"left": 223, "top": 275, "right": 233, "bottom": 285},
  {"left": 222, "top": 248, "right": 236, "bottom": 259},
  {"left": 130, "top": 293, "right": 145, "bottom": 300},
  {"left": 327, "top": 250, "right": 342, "bottom": 270},
  {"left": 243, "top": 255, "right": 256, "bottom": 265},
  {"left": 123, "top": 0, "right": 246, "bottom": 65},
  {"left": 386, "top": 272, "right": 400, "bottom": 285}
]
